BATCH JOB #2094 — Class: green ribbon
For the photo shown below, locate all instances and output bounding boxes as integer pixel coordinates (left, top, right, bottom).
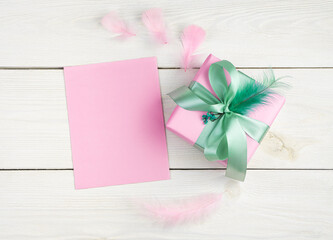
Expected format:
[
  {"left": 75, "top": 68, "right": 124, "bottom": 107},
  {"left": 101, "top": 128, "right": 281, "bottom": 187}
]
[{"left": 168, "top": 60, "right": 269, "bottom": 181}]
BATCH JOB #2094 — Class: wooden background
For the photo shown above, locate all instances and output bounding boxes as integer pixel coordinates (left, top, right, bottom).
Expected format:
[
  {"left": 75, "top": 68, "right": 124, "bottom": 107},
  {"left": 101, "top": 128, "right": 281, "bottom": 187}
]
[{"left": 0, "top": 0, "right": 332, "bottom": 239}]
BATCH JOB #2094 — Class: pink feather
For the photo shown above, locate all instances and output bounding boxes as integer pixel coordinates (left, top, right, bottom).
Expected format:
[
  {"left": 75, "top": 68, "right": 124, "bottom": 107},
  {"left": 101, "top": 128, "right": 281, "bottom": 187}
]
[
  {"left": 101, "top": 12, "right": 136, "bottom": 38},
  {"left": 142, "top": 8, "right": 168, "bottom": 44},
  {"left": 181, "top": 25, "right": 206, "bottom": 71},
  {"left": 144, "top": 193, "right": 222, "bottom": 225}
]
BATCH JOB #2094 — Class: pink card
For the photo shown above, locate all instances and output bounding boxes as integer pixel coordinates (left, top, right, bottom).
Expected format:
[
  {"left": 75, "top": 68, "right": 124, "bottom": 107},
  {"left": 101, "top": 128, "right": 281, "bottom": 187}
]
[{"left": 64, "top": 57, "right": 170, "bottom": 189}]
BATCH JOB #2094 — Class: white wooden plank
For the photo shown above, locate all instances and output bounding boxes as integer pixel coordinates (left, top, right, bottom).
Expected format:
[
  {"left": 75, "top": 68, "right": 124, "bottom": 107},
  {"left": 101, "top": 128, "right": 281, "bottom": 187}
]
[
  {"left": 0, "top": 69, "right": 332, "bottom": 169},
  {"left": 0, "top": 170, "right": 332, "bottom": 239},
  {"left": 0, "top": 0, "right": 332, "bottom": 67}
]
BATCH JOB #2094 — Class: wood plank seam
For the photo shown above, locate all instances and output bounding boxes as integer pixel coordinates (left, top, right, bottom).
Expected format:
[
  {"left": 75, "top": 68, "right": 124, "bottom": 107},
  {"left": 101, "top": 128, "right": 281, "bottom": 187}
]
[
  {"left": 1, "top": 67, "right": 333, "bottom": 70},
  {"left": 0, "top": 168, "right": 332, "bottom": 171}
]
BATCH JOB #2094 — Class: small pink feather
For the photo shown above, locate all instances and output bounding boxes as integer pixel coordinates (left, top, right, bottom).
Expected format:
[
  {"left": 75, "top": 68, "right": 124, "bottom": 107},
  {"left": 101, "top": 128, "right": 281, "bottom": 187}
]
[
  {"left": 181, "top": 25, "right": 206, "bottom": 71},
  {"left": 144, "top": 193, "right": 222, "bottom": 225},
  {"left": 142, "top": 8, "right": 168, "bottom": 44},
  {"left": 101, "top": 12, "right": 136, "bottom": 38}
]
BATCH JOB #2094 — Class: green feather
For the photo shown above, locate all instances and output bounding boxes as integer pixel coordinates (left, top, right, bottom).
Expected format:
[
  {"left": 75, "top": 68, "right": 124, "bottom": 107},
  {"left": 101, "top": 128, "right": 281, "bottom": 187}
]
[{"left": 229, "top": 69, "right": 289, "bottom": 115}]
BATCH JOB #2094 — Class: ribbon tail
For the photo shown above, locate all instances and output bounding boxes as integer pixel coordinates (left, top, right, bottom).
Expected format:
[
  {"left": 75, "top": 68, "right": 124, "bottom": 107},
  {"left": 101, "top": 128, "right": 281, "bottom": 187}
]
[
  {"left": 235, "top": 113, "right": 270, "bottom": 143},
  {"left": 224, "top": 115, "right": 247, "bottom": 181},
  {"left": 202, "top": 116, "right": 228, "bottom": 161}
]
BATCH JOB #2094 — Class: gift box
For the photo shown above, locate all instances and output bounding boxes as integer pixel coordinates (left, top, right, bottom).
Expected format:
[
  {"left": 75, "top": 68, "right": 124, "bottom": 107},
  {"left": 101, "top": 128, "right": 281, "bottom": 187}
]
[{"left": 166, "top": 54, "right": 285, "bottom": 178}]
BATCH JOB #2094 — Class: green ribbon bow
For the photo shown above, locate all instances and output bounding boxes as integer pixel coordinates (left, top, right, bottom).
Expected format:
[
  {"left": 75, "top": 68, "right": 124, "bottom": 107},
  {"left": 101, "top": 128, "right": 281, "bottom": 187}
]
[{"left": 168, "top": 60, "right": 270, "bottom": 181}]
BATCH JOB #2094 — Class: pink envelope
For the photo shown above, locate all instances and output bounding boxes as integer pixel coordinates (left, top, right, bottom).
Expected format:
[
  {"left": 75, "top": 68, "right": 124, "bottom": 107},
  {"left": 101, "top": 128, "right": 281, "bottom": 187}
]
[
  {"left": 167, "top": 54, "right": 285, "bottom": 166},
  {"left": 64, "top": 57, "right": 170, "bottom": 189}
]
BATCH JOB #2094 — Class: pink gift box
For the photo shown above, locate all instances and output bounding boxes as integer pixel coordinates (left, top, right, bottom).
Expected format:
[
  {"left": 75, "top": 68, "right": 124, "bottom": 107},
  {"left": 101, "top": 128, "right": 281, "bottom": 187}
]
[{"left": 166, "top": 54, "right": 285, "bottom": 166}]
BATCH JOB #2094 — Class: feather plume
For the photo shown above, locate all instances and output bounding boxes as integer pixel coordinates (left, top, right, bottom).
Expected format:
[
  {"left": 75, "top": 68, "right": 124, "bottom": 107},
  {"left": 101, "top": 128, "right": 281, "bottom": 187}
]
[
  {"left": 101, "top": 12, "right": 136, "bottom": 38},
  {"left": 181, "top": 25, "right": 206, "bottom": 71},
  {"left": 143, "top": 193, "right": 222, "bottom": 225},
  {"left": 142, "top": 8, "right": 168, "bottom": 44},
  {"left": 229, "top": 69, "right": 289, "bottom": 115}
]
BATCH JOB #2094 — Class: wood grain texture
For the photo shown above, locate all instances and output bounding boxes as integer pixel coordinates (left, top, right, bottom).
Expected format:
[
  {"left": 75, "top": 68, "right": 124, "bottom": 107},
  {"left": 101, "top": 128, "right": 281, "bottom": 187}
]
[
  {"left": 0, "top": 170, "right": 332, "bottom": 239},
  {"left": 0, "top": 0, "right": 332, "bottom": 67},
  {"left": 0, "top": 68, "right": 332, "bottom": 169},
  {"left": 1, "top": 1, "right": 332, "bottom": 238}
]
